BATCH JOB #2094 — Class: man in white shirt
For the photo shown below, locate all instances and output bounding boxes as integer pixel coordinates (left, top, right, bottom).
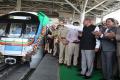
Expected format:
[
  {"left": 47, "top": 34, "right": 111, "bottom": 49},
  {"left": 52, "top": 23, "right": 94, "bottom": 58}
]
[{"left": 66, "top": 22, "right": 80, "bottom": 67}]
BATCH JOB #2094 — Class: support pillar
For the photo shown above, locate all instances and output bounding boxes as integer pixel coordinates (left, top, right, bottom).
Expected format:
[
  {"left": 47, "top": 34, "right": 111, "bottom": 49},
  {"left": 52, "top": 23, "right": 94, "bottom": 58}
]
[
  {"left": 101, "top": 16, "right": 104, "bottom": 22},
  {"left": 80, "top": 12, "right": 85, "bottom": 28},
  {"left": 80, "top": 0, "right": 89, "bottom": 28},
  {"left": 72, "top": 10, "right": 75, "bottom": 21},
  {"left": 16, "top": 0, "right": 21, "bottom": 11}
]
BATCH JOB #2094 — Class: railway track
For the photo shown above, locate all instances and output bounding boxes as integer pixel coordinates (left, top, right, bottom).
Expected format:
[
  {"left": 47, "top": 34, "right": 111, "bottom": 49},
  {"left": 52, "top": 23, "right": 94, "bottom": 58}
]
[
  {"left": 0, "top": 63, "right": 19, "bottom": 80},
  {"left": 0, "top": 64, "right": 9, "bottom": 72},
  {"left": 0, "top": 63, "right": 35, "bottom": 80},
  {"left": 19, "top": 69, "right": 35, "bottom": 80}
]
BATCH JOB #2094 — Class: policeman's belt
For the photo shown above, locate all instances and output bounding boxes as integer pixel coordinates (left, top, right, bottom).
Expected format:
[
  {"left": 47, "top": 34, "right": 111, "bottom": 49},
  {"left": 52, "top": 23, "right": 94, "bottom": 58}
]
[
  {"left": 72, "top": 42, "right": 79, "bottom": 44},
  {"left": 61, "top": 37, "right": 66, "bottom": 39}
]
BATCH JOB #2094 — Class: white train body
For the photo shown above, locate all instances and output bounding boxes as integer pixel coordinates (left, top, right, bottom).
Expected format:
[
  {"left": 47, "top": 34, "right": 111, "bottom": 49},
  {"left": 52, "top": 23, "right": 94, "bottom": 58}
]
[{"left": 0, "top": 11, "right": 46, "bottom": 68}]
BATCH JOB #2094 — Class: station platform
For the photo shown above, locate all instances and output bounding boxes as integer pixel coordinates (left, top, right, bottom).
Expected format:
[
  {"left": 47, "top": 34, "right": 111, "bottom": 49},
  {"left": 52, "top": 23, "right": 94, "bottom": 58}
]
[
  {"left": 29, "top": 54, "right": 59, "bottom": 80},
  {"left": 29, "top": 54, "right": 102, "bottom": 80}
]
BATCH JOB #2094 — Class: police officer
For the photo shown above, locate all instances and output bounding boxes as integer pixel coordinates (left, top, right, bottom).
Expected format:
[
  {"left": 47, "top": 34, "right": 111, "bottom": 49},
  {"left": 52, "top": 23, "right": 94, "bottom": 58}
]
[
  {"left": 58, "top": 19, "right": 69, "bottom": 64},
  {"left": 52, "top": 25, "right": 59, "bottom": 56}
]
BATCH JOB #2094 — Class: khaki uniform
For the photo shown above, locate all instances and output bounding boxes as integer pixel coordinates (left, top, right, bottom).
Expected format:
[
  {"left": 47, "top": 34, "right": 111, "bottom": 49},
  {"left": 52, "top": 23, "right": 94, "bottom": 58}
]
[
  {"left": 52, "top": 29, "right": 59, "bottom": 56},
  {"left": 58, "top": 25, "right": 69, "bottom": 64}
]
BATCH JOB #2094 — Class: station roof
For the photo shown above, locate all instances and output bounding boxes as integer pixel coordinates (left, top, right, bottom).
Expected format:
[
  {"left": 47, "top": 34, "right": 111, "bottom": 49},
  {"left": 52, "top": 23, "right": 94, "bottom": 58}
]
[{"left": 0, "top": 0, "right": 120, "bottom": 17}]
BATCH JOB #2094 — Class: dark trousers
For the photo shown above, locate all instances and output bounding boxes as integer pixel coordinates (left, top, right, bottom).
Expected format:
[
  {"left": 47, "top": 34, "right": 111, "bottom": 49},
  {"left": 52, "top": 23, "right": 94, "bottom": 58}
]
[
  {"left": 101, "top": 51, "right": 114, "bottom": 80},
  {"left": 94, "top": 50, "right": 101, "bottom": 69},
  {"left": 117, "top": 56, "right": 120, "bottom": 78},
  {"left": 113, "top": 53, "right": 118, "bottom": 77}
]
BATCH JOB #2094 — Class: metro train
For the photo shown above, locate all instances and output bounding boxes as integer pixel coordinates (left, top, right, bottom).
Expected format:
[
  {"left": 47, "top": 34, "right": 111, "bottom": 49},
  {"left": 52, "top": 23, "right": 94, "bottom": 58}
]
[{"left": 0, "top": 11, "right": 48, "bottom": 68}]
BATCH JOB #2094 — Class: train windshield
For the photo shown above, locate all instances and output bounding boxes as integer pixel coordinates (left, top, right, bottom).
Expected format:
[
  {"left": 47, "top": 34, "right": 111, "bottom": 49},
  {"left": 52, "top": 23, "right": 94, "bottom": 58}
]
[
  {"left": 8, "top": 23, "right": 22, "bottom": 37},
  {"left": 0, "top": 23, "right": 38, "bottom": 38},
  {"left": 0, "top": 23, "right": 7, "bottom": 36}
]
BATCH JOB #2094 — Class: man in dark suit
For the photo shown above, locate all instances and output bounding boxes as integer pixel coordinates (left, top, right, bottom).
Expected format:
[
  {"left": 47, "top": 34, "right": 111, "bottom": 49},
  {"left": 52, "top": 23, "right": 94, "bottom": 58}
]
[
  {"left": 116, "top": 26, "right": 120, "bottom": 79},
  {"left": 80, "top": 18, "right": 100, "bottom": 79},
  {"left": 94, "top": 18, "right": 116, "bottom": 80}
]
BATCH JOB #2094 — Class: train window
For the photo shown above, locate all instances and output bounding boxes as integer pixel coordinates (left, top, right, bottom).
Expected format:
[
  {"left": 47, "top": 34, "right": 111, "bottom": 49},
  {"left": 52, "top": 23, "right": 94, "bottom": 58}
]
[
  {"left": 8, "top": 23, "right": 22, "bottom": 37},
  {"left": 0, "top": 23, "right": 7, "bottom": 36},
  {"left": 23, "top": 24, "right": 37, "bottom": 38}
]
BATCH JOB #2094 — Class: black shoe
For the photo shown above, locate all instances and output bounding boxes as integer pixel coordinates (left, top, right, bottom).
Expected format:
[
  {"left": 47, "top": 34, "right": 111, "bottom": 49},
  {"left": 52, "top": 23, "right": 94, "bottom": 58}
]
[
  {"left": 73, "top": 65, "right": 78, "bottom": 68},
  {"left": 85, "top": 76, "right": 91, "bottom": 79},
  {"left": 59, "top": 63, "right": 63, "bottom": 66},
  {"left": 67, "top": 66, "right": 71, "bottom": 68},
  {"left": 99, "top": 78, "right": 106, "bottom": 80},
  {"left": 77, "top": 73, "right": 85, "bottom": 77},
  {"left": 114, "top": 76, "right": 120, "bottom": 80}
]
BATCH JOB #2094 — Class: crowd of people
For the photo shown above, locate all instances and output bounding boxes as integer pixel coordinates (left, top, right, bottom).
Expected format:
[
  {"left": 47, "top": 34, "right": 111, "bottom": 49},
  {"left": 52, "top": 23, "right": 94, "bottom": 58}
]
[{"left": 45, "top": 17, "right": 120, "bottom": 80}]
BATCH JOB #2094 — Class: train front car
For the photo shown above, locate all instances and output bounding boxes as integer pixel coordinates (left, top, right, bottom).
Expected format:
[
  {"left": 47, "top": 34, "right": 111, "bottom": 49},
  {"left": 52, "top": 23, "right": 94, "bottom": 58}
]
[{"left": 0, "top": 11, "right": 47, "bottom": 68}]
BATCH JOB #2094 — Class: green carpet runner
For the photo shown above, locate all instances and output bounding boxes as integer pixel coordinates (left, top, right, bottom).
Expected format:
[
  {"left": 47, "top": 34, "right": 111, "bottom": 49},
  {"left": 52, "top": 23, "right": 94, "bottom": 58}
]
[{"left": 60, "top": 65, "right": 102, "bottom": 80}]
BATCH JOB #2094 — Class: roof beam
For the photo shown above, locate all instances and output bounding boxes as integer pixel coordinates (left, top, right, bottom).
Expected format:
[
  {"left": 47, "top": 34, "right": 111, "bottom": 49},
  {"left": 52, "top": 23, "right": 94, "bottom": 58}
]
[
  {"left": 23, "top": 0, "right": 107, "bottom": 12},
  {"left": 85, "top": 0, "right": 107, "bottom": 13},
  {"left": 94, "top": 0, "right": 109, "bottom": 10},
  {"left": 23, "top": 0, "right": 68, "bottom": 4},
  {"left": 64, "top": 0, "right": 81, "bottom": 13},
  {"left": 86, "top": 6, "right": 107, "bottom": 11},
  {"left": 102, "top": 2, "right": 120, "bottom": 16},
  {"left": 55, "top": 3, "right": 70, "bottom": 11},
  {"left": 89, "top": 11, "right": 99, "bottom": 17},
  {"left": 0, "top": 6, "right": 15, "bottom": 9},
  {"left": 83, "top": 0, "right": 89, "bottom": 12}
]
